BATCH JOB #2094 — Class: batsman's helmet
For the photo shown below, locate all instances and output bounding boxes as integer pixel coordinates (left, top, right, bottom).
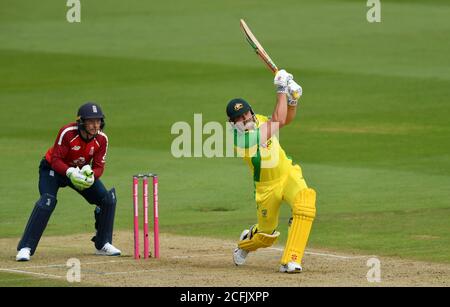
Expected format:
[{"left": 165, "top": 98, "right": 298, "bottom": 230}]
[
  {"left": 226, "top": 98, "right": 254, "bottom": 121},
  {"left": 77, "top": 102, "right": 105, "bottom": 132}
]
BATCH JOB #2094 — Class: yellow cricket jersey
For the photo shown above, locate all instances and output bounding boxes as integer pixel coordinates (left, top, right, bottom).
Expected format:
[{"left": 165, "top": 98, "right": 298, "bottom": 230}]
[{"left": 234, "top": 114, "right": 292, "bottom": 183}]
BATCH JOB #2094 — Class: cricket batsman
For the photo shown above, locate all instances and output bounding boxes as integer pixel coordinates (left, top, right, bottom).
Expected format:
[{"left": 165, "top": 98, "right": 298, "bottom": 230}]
[
  {"left": 227, "top": 70, "right": 316, "bottom": 273},
  {"left": 16, "top": 102, "right": 121, "bottom": 261}
]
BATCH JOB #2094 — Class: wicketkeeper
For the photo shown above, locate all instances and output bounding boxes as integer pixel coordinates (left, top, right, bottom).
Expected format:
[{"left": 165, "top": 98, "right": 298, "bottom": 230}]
[
  {"left": 16, "top": 102, "right": 121, "bottom": 261},
  {"left": 227, "top": 70, "right": 316, "bottom": 273}
]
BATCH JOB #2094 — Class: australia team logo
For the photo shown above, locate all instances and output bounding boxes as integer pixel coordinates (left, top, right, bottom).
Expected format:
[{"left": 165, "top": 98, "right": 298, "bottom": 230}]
[{"left": 234, "top": 103, "right": 243, "bottom": 111}]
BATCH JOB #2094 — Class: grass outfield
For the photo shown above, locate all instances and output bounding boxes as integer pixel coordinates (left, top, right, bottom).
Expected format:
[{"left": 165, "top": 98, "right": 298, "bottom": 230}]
[
  {"left": 0, "top": 272, "right": 84, "bottom": 287},
  {"left": 0, "top": 0, "right": 449, "bottom": 272}
]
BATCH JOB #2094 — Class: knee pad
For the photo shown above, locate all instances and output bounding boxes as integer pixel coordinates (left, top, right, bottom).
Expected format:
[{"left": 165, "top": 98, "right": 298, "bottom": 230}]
[
  {"left": 36, "top": 193, "right": 57, "bottom": 211},
  {"left": 292, "top": 188, "right": 316, "bottom": 220},
  {"left": 99, "top": 188, "right": 117, "bottom": 208}
]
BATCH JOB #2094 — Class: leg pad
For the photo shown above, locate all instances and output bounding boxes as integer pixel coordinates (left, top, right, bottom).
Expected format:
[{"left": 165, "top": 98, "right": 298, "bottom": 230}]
[
  {"left": 238, "top": 231, "right": 280, "bottom": 252},
  {"left": 17, "top": 193, "right": 57, "bottom": 255},
  {"left": 94, "top": 188, "right": 117, "bottom": 250},
  {"left": 281, "top": 188, "right": 316, "bottom": 265}
]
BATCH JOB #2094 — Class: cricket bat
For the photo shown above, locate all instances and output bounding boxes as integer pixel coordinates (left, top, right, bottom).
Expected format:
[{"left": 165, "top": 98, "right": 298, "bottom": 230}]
[{"left": 240, "top": 19, "right": 300, "bottom": 99}]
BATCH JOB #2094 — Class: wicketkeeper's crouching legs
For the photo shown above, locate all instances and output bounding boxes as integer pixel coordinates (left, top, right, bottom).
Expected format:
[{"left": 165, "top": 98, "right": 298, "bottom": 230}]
[
  {"left": 93, "top": 188, "right": 117, "bottom": 250},
  {"left": 17, "top": 193, "right": 57, "bottom": 256},
  {"left": 80, "top": 181, "right": 121, "bottom": 256}
]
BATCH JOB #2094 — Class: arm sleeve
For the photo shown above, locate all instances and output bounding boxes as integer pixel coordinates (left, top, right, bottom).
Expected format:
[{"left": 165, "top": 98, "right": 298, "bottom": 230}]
[
  {"left": 50, "top": 131, "right": 71, "bottom": 176},
  {"left": 92, "top": 137, "right": 108, "bottom": 178}
]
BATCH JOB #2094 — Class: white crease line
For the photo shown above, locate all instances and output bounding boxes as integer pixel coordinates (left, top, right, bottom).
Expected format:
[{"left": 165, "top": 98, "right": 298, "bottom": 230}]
[
  {"left": 306, "top": 251, "right": 371, "bottom": 259},
  {"left": 100, "top": 268, "right": 174, "bottom": 276},
  {"left": 6, "top": 259, "right": 135, "bottom": 270},
  {"left": 0, "top": 277, "right": 44, "bottom": 282},
  {"left": 0, "top": 268, "right": 64, "bottom": 280},
  {"left": 2, "top": 248, "right": 370, "bottom": 275},
  {"left": 265, "top": 247, "right": 369, "bottom": 260},
  {"left": 171, "top": 253, "right": 227, "bottom": 259},
  {"left": 224, "top": 242, "right": 370, "bottom": 260},
  {"left": 176, "top": 246, "right": 366, "bottom": 260}
]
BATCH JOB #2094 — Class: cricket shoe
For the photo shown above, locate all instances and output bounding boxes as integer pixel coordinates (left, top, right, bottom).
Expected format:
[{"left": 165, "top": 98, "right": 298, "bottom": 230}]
[
  {"left": 16, "top": 247, "right": 31, "bottom": 262},
  {"left": 279, "top": 261, "right": 303, "bottom": 273},
  {"left": 233, "top": 248, "right": 249, "bottom": 266},
  {"left": 95, "top": 243, "right": 121, "bottom": 256},
  {"left": 233, "top": 229, "right": 250, "bottom": 266}
]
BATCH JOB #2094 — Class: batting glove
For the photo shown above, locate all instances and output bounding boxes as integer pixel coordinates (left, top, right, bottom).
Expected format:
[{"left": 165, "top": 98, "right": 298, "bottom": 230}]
[
  {"left": 287, "top": 79, "right": 302, "bottom": 106},
  {"left": 274, "top": 69, "right": 293, "bottom": 93}
]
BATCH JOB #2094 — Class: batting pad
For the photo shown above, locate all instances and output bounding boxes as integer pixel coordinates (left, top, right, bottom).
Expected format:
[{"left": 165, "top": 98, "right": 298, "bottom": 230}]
[
  {"left": 238, "top": 231, "right": 280, "bottom": 252},
  {"left": 281, "top": 188, "right": 316, "bottom": 265}
]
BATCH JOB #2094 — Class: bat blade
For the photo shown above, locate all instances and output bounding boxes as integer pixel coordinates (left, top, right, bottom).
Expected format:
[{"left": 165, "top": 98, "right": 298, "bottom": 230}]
[
  {"left": 240, "top": 19, "right": 300, "bottom": 100},
  {"left": 240, "top": 19, "right": 278, "bottom": 74}
]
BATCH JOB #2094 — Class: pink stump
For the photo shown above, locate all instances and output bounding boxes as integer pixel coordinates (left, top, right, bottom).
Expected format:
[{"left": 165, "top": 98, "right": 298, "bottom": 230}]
[
  {"left": 133, "top": 176, "right": 140, "bottom": 259},
  {"left": 153, "top": 176, "right": 160, "bottom": 259},
  {"left": 143, "top": 176, "right": 150, "bottom": 259}
]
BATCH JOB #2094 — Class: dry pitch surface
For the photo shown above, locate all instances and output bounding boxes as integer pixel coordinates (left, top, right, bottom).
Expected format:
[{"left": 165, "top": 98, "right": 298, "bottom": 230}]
[{"left": 0, "top": 231, "right": 448, "bottom": 287}]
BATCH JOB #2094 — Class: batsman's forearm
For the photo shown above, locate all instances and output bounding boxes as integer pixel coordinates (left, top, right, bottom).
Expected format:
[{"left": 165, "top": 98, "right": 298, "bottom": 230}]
[
  {"left": 286, "top": 105, "right": 297, "bottom": 125},
  {"left": 271, "top": 93, "right": 288, "bottom": 127},
  {"left": 260, "top": 93, "right": 288, "bottom": 144}
]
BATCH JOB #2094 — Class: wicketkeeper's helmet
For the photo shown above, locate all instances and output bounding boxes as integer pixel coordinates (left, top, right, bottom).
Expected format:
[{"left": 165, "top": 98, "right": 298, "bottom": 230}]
[{"left": 76, "top": 102, "right": 105, "bottom": 131}]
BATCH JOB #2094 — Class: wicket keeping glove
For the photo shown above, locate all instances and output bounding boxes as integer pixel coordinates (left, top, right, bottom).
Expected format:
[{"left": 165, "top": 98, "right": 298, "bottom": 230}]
[
  {"left": 81, "top": 165, "right": 95, "bottom": 187},
  {"left": 66, "top": 167, "right": 91, "bottom": 191},
  {"left": 274, "top": 69, "right": 293, "bottom": 93},
  {"left": 287, "top": 79, "right": 302, "bottom": 106}
]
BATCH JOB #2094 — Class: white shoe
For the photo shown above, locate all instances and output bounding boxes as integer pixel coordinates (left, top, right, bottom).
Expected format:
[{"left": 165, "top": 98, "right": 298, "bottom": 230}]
[
  {"left": 233, "top": 248, "right": 249, "bottom": 266},
  {"left": 279, "top": 262, "right": 303, "bottom": 273},
  {"left": 95, "top": 243, "right": 121, "bottom": 256},
  {"left": 233, "top": 229, "right": 250, "bottom": 266},
  {"left": 16, "top": 248, "right": 31, "bottom": 262}
]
